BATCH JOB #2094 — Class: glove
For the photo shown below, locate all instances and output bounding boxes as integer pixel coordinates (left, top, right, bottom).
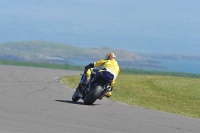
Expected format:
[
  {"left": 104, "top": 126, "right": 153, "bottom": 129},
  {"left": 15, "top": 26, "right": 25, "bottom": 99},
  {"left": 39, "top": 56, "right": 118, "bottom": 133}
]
[
  {"left": 84, "top": 63, "right": 94, "bottom": 74},
  {"left": 85, "top": 63, "right": 94, "bottom": 70}
]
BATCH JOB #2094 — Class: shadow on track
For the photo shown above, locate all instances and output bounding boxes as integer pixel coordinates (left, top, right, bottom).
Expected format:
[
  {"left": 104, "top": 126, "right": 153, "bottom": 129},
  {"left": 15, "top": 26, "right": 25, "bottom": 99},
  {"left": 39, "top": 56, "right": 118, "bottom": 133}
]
[{"left": 55, "top": 100, "right": 100, "bottom": 106}]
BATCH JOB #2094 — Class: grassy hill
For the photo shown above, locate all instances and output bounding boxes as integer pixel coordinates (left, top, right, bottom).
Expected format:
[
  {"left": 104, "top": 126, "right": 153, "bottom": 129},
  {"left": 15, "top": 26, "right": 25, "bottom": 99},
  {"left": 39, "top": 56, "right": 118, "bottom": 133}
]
[
  {"left": 0, "top": 41, "right": 148, "bottom": 63},
  {"left": 1, "top": 41, "right": 200, "bottom": 73}
]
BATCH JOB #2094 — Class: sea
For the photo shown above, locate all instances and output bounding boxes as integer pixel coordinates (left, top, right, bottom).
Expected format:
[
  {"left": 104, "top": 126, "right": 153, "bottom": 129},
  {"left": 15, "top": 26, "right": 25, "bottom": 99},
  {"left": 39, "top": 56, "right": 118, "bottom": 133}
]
[
  {"left": 155, "top": 59, "right": 200, "bottom": 74},
  {"left": 68, "top": 58, "right": 200, "bottom": 75}
]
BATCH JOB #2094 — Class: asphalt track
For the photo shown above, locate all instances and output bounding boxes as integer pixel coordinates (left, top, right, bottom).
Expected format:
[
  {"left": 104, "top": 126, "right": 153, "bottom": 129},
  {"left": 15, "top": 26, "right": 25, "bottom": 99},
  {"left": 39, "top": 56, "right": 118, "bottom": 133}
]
[{"left": 0, "top": 65, "right": 200, "bottom": 133}]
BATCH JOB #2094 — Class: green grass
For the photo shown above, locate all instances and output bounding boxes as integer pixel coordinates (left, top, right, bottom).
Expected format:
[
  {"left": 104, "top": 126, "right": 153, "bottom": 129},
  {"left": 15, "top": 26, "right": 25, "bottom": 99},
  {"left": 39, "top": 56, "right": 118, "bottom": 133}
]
[{"left": 61, "top": 74, "right": 200, "bottom": 119}]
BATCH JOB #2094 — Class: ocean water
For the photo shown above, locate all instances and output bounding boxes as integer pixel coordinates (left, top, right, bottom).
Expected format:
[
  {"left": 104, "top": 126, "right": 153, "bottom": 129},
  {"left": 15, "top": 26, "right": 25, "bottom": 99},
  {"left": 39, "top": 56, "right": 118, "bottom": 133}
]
[
  {"left": 68, "top": 59, "right": 200, "bottom": 75},
  {"left": 156, "top": 59, "right": 200, "bottom": 74}
]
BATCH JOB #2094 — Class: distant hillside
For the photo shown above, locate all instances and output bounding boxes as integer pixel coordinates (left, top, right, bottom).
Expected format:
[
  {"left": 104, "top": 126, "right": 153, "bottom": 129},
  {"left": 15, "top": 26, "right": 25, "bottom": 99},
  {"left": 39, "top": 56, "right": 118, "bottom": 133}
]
[{"left": 0, "top": 41, "right": 150, "bottom": 64}]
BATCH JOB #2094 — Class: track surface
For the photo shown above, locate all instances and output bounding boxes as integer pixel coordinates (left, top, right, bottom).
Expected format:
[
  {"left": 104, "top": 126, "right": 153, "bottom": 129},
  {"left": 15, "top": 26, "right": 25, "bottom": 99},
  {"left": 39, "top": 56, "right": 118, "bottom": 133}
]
[{"left": 0, "top": 65, "right": 199, "bottom": 133}]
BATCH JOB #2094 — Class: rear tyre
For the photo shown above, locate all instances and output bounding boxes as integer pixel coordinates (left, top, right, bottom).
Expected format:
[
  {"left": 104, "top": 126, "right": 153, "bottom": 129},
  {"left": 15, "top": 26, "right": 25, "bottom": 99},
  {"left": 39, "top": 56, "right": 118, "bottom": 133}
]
[{"left": 84, "top": 85, "right": 103, "bottom": 105}]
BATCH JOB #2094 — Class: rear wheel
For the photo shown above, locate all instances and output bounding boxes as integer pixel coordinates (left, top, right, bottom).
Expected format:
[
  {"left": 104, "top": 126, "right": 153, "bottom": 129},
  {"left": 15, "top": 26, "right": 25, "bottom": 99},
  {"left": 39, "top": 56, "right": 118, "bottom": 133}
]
[{"left": 84, "top": 85, "right": 103, "bottom": 105}]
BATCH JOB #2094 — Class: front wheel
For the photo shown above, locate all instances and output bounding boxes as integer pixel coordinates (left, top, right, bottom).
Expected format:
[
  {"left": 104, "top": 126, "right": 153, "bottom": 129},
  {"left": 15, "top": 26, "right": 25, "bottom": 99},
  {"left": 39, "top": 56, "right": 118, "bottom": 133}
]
[
  {"left": 72, "top": 90, "right": 80, "bottom": 102},
  {"left": 84, "top": 85, "right": 103, "bottom": 105}
]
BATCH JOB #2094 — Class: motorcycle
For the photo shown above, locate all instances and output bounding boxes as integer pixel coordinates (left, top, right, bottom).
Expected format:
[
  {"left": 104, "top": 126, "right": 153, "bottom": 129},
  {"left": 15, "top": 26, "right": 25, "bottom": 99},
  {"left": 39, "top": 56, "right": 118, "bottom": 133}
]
[{"left": 72, "top": 68, "right": 112, "bottom": 105}]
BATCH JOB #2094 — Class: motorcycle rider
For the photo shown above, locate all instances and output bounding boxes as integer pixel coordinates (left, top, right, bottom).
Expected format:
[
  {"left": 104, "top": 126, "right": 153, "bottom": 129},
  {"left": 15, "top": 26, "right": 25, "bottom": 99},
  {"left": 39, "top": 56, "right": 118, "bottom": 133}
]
[{"left": 77, "top": 52, "right": 120, "bottom": 98}]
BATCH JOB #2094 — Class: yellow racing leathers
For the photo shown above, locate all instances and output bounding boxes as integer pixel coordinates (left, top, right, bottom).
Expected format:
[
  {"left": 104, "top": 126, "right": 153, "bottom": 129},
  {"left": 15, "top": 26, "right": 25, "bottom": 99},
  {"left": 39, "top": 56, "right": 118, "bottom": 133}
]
[{"left": 85, "top": 59, "right": 120, "bottom": 89}]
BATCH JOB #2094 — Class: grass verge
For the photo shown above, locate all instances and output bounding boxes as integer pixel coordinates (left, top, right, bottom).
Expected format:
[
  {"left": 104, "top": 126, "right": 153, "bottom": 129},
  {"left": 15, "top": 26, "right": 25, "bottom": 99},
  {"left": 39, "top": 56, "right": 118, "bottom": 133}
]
[{"left": 61, "top": 74, "right": 200, "bottom": 119}]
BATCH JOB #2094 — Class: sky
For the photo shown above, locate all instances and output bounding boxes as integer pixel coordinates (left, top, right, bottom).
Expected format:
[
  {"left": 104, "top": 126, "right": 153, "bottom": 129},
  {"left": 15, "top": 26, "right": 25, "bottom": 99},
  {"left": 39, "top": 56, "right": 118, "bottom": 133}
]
[{"left": 0, "top": 0, "right": 200, "bottom": 55}]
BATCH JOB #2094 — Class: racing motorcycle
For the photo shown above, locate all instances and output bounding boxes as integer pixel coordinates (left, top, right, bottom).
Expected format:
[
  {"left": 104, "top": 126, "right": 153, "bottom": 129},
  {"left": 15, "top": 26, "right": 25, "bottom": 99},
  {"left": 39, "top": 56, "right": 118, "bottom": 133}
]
[{"left": 72, "top": 68, "right": 112, "bottom": 105}]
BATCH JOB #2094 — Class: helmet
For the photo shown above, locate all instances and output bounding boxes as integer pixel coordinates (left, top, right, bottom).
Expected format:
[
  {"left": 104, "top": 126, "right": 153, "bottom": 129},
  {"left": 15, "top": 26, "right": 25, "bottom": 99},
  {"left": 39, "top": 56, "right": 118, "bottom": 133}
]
[{"left": 105, "top": 53, "right": 116, "bottom": 60}]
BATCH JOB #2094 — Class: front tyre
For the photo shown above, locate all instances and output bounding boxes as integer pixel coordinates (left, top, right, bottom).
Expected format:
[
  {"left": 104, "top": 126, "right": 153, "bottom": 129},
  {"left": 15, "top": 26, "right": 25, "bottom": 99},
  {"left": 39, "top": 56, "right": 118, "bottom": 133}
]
[
  {"left": 84, "top": 85, "right": 103, "bottom": 105},
  {"left": 72, "top": 90, "right": 80, "bottom": 102}
]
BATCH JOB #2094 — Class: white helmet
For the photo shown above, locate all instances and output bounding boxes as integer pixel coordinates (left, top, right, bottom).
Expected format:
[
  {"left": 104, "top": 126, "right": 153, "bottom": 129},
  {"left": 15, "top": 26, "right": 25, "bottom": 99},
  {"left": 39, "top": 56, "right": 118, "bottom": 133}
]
[{"left": 105, "top": 53, "right": 116, "bottom": 60}]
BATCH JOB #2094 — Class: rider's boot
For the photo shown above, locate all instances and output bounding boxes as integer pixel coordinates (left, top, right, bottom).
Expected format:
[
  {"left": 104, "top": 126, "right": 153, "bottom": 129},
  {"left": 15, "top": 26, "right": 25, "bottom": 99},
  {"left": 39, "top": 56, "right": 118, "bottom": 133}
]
[{"left": 105, "top": 91, "right": 112, "bottom": 98}]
